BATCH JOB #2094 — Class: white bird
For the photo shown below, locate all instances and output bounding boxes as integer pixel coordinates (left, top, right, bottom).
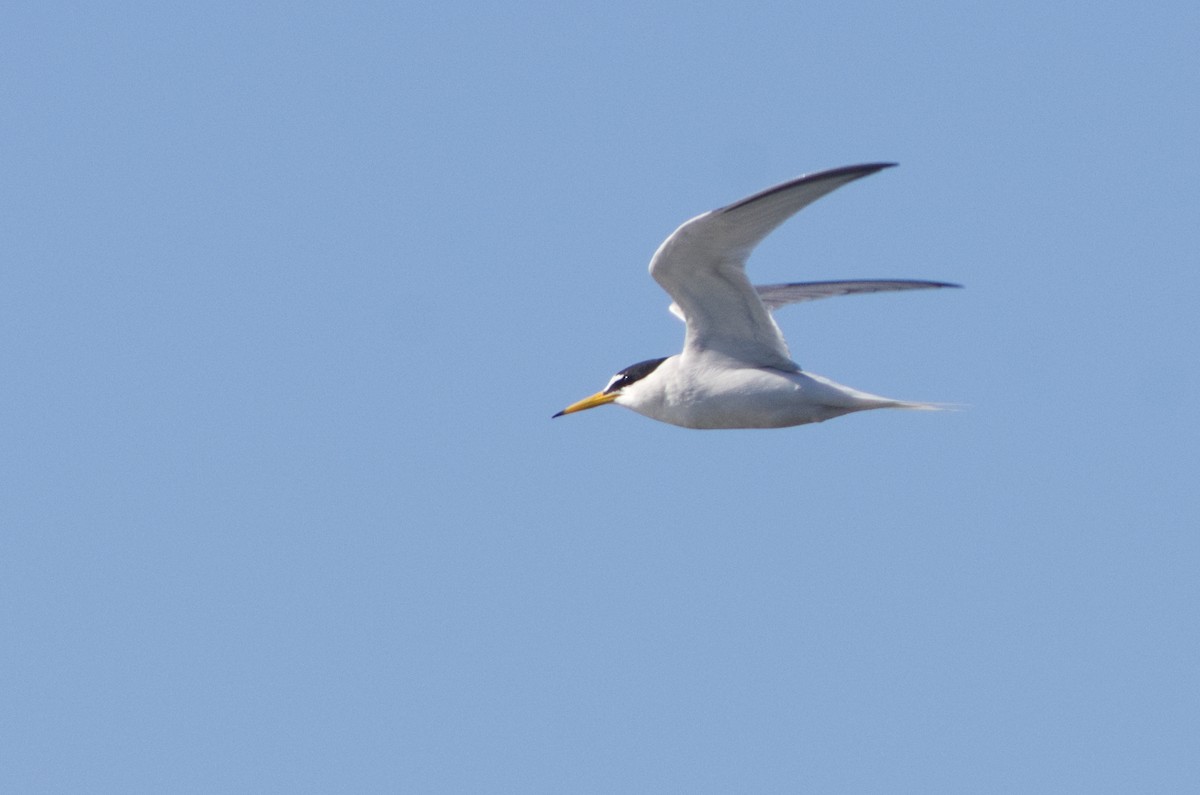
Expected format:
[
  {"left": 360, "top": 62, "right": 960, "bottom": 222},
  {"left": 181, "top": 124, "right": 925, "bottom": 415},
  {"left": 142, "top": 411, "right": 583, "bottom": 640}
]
[{"left": 554, "top": 163, "right": 958, "bottom": 429}]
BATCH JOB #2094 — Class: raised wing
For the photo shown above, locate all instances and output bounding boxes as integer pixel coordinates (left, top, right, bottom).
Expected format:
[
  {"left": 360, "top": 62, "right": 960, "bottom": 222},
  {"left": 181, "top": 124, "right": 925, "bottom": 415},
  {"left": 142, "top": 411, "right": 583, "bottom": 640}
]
[
  {"left": 667, "top": 279, "right": 961, "bottom": 320},
  {"left": 649, "top": 163, "right": 895, "bottom": 368}
]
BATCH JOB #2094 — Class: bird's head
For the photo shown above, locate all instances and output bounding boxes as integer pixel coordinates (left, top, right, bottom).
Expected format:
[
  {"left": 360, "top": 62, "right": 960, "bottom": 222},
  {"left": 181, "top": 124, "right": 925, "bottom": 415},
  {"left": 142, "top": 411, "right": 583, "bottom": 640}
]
[{"left": 553, "top": 356, "right": 669, "bottom": 418}]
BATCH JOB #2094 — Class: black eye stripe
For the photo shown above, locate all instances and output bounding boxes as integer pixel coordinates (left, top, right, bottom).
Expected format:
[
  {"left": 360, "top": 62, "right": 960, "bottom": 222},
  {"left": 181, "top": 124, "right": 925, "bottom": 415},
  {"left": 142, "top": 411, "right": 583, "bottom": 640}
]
[{"left": 603, "top": 357, "right": 668, "bottom": 393}]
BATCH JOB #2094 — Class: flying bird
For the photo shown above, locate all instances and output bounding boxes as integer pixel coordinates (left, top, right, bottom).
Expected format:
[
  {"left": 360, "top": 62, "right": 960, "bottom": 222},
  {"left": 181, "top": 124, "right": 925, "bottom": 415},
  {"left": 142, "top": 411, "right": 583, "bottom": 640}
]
[{"left": 554, "top": 163, "right": 958, "bottom": 429}]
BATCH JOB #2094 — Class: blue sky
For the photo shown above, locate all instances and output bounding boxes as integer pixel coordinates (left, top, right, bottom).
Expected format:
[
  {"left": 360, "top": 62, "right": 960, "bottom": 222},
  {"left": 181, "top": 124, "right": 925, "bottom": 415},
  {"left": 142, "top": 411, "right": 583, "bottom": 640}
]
[{"left": 3, "top": 1, "right": 1199, "bottom": 791}]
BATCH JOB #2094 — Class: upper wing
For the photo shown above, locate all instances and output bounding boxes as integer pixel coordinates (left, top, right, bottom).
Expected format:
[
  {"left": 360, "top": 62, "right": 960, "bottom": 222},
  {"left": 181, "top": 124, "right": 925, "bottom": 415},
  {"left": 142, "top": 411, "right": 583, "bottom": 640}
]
[
  {"left": 668, "top": 279, "right": 961, "bottom": 319},
  {"left": 649, "top": 163, "right": 895, "bottom": 368}
]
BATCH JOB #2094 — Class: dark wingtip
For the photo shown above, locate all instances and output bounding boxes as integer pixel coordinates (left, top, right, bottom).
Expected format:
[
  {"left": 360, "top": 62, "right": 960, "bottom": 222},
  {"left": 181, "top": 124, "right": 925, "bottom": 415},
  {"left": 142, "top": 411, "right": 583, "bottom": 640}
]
[
  {"left": 845, "top": 161, "right": 898, "bottom": 174},
  {"left": 718, "top": 162, "right": 900, "bottom": 215},
  {"left": 811, "top": 162, "right": 897, "bottom": 180},
  {"left": 552, "top": 410, "right": 565, "bottom": 419}
]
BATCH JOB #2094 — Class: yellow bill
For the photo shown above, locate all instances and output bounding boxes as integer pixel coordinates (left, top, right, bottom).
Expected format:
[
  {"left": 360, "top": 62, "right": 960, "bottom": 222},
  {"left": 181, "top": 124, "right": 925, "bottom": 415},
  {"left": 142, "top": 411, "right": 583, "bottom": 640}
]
[{"left": 552, "top": 391, "right": 618, "bottom": 418}]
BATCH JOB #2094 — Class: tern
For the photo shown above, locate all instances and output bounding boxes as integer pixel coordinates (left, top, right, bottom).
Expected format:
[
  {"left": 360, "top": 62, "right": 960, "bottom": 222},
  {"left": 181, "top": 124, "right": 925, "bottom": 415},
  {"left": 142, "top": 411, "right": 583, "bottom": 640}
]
[{"left": 554, "top": 163, "right": 958, "bottom": 429}]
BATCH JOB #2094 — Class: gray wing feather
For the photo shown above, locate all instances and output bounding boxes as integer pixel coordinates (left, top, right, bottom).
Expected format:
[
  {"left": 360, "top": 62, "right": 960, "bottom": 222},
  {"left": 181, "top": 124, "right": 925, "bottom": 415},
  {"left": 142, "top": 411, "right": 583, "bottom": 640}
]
[
  {"left": 755, "top": 279, "right": 961, "bottom": 310},
  {"left": 668, "top": 279, "right": 960, "bottom": 319}
]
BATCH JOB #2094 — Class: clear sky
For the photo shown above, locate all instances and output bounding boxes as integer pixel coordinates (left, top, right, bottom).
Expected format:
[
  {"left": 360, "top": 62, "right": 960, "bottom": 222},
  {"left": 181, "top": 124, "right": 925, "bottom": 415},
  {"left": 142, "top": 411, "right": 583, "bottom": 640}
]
[{"left": 3, "top": 1, "right": 1199, "bottom": 792}]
